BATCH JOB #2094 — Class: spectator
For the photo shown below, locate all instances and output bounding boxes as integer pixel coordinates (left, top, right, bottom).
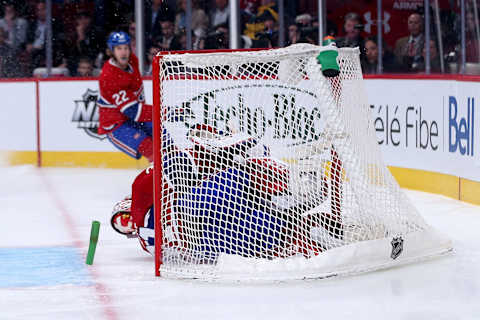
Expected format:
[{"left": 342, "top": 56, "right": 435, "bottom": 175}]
[
  {"left": 175, "top": 0, "right": 209, "bottom": 36},
  {"left": 147, "top": 0, "right": 163, "bottom": 38},
  {"left": 416, "top": 39, "right": 442, "bottom": 73},
  {"left": 145, "top": 45, "right": 161, "bottom": 75},
  {"left": 25, "top": 0, "right": 65, "bottom": 72},
  {"left": 216, "top": 24, "right": 230, "bottom": 49},
  {"left": 210, "top": 0, "right": 229, "bottom": 29},
  {"left": 67, "top": 11, "right": 104, "bottom": 75},
  {"left": 128, "top": 20, "right": 137, "bottom": 55},
  {"left": 286, "top": 23, "right": 307, "bottom": 46},
  {"left": 178, "top": 30, "right": 187, "bottom": 50},
  {"left": 0, "top": 27, "right": 16, "bottom": 77},
  {"left": 394, "top": 13, "right": 425, "bottom": 73},
  {"left": 243, "top": 0, "right": 279, "bottom": 40},
  {"left": 361, "top": 36, "right": 397, "bottom": 74},
  {"left": 336, "top": 12, "right": 364, "bottom": 49},
  {"left": 204, "top": 23, "right": 229, "bottom": 49},
  {"left": 146, "top": 0, "right": 175, "bottom": 47},
  {"left": 159, "top": 20, "right": 182, "bottom": 51},
  {"left": 94, "top": 46, "right": 110, "bottom": 71},
  {"left": 76, "top": 57, "right": 97, "bottom": 77},
  {"left": 465, "top": 10, "right": 479, "bottom": 63},
  {"left": 262, "top": 9, "right": 277, "bottom": 34},
  {"left": 295, "top": 13, "right": 312, "bottom": 28},
  {"left": 254, "top": 9, "right": 278, "bottom": 47},
  {"left": 26, "top": 1, "right": 47, "bottom": 55},
  {"left": 0, "top": 2, "right": 28, "bottom": 52},
  {"left": 294, "top": 13, "right": 317, "bottom": 44}
]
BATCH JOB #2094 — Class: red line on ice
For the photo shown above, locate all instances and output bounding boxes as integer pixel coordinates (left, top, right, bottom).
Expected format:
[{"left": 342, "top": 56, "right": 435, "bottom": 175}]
[{"left": 39, "top": 170, "right": 118, "bottom": 320}]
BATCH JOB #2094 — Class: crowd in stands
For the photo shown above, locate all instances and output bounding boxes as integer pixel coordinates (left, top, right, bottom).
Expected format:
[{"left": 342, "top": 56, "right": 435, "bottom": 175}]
[{"left": 0, "top": 0, "right": 479, "bottom": 78}]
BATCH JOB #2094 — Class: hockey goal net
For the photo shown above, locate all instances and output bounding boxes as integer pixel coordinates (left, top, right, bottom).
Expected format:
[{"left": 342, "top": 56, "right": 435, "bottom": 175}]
[{"left": 152, "top": 44, "right": 452, "bottom": 281}]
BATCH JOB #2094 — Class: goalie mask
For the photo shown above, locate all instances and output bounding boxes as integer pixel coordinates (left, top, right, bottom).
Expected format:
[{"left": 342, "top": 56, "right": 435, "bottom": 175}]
[{"left": 110, "top": 198, "right": 136, "bottom": 236}]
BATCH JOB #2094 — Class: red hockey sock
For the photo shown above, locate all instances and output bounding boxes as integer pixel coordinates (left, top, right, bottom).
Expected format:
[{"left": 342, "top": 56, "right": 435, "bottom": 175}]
[{"left": 138, "top": 137, "right": 153, "bottom": 162}]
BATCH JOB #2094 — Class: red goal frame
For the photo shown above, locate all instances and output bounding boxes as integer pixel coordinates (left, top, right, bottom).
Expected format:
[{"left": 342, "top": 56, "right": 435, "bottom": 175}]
[
  {"left": 147, "top": 46, "right": 450, "bottom": 281},
  {"left": 152, "top": 48, "right": 272, "bottom": 276}
]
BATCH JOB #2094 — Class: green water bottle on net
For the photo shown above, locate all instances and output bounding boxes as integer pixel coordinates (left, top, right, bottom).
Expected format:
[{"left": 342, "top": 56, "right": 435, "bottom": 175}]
[{"left": 317, "top": 36, "right": 340, "bottom": 77}]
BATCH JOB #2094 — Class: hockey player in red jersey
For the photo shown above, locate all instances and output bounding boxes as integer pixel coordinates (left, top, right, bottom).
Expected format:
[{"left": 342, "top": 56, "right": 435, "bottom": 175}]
[
  {"left": 110, "top": 163, "right": 155, "bottom": 253},
  {"left": 97, "top": 31, "right": 153, "bottom": 161}
]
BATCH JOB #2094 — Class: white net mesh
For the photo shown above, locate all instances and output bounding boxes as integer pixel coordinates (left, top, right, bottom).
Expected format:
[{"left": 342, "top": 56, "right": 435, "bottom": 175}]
[{"left": 154, "top": 44, "right": 452, "bottom": 281}]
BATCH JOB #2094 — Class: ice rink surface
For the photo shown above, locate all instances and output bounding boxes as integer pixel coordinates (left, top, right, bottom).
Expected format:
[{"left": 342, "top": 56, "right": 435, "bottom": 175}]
[{"left": 0, "top": 165, "right": 479, "bottom": 320}]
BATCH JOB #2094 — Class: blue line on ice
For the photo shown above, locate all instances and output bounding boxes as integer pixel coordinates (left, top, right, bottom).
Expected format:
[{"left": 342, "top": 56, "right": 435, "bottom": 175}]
[{"left": 0, "top": 246, "right": 92, "bottom": 288}]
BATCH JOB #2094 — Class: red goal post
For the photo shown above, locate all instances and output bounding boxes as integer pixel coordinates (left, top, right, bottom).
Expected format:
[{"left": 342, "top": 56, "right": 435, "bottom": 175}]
[{"left": 152, "top": 48, "right": 270, "bottom": 277}]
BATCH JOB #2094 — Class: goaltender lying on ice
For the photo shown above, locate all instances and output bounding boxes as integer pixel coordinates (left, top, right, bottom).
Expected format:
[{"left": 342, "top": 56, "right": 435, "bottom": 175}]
[{"left": 111, "top": 123, "right": 345, "bottom": 258}]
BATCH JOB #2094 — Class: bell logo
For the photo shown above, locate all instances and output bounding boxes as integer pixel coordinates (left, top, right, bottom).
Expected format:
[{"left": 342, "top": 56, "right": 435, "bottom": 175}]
[{"left": 449, "top": 96, "right": 475, "bottom": 156}]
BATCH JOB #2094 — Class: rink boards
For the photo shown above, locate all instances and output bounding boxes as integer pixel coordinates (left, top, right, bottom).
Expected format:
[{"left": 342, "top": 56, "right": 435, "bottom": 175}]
[{"left": 0, "top": 77, "right": 478, "bottom": 204}]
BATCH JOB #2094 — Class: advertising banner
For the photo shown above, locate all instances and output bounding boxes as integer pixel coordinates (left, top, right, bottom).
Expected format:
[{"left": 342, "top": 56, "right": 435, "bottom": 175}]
[
  {"left": 162, "top": 79, "right": 326, "bottom": 157},
  {"left": 0, "top": 81, "right": 36, "bottom": 151},
  {"left": 366, "top": 79, "right": 480, "bottom": 181},
  {"left": 1, "top": 77, "right": 478, "bottom": 184},
  {"left": 39, "top": 80, "right": 153, "bottom": 151}
]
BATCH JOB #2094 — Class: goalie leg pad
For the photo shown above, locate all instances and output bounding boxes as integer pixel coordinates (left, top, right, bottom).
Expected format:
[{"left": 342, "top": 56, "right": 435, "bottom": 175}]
[{"left": 137, "top": 207, "right": 155, "bottom": 255}]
